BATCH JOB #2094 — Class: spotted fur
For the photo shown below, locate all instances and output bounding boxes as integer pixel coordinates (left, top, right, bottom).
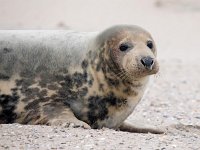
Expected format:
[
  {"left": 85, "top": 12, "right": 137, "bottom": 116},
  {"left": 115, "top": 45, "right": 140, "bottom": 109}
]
[{"left": 0, "top": 25, "right": 162, "bottom": 133}]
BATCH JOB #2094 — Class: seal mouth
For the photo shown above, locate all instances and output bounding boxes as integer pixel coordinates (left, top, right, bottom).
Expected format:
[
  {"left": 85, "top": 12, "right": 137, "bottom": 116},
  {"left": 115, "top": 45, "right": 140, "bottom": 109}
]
[
  {"left": 139, "top": 63, "right": 159, "bottom": 77},
  {"left": 121, "top": 60, "right": 159, "bottom": 80}
]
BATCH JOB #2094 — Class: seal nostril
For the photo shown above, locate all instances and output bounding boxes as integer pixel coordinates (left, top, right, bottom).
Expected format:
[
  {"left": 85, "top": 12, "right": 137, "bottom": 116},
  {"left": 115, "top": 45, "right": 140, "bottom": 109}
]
[
  {"left": 141, "top": 59, "right": 146, "bottom": 66},
  {"left": 150, "top": 59, "right": 154, "bottom": 65}
]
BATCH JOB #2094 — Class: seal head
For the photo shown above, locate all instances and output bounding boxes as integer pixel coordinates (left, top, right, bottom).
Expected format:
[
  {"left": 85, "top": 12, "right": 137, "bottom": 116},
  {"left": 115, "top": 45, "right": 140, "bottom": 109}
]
[{"left": 96, "top": 25, "right": 159, "bottom": 81}]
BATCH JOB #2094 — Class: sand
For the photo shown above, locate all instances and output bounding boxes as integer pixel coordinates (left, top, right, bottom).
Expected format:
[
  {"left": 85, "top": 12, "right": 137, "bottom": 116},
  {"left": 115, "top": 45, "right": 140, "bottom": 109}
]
[{"left": 0, "top": 0, "right": 200, "bottom": 149}]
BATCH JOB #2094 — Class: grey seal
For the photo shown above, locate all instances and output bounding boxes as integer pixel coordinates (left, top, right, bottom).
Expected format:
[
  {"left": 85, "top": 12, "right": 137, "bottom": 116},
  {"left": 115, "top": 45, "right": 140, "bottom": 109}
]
[{"left": 0, "top": 25, "right": 162, "bottom": 133}]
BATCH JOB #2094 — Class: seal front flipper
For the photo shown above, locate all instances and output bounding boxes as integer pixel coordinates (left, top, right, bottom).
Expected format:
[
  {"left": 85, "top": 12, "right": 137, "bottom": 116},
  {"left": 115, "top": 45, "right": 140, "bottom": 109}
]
[
  {"left": 45, "top": 106, "right": 91, "bottom": 129},
  {"left": 119, "top": 121, "right": 164, "bottom": 134}
]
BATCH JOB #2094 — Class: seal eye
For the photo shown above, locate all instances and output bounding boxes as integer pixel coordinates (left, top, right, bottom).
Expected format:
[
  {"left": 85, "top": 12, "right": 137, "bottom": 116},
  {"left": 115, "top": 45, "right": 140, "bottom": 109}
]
[
  {"left": 119, "top": 43, "right": 132, "bottom": 52},
  {"left": 147, "top": 41, "right": 153, "bottom": 49}
]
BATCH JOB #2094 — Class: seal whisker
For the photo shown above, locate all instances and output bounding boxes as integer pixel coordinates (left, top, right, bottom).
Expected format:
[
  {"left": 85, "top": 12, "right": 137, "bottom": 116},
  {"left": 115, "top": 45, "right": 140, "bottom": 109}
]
[{"left": 112, "top": 69, "right": 127, "bottom": 80}]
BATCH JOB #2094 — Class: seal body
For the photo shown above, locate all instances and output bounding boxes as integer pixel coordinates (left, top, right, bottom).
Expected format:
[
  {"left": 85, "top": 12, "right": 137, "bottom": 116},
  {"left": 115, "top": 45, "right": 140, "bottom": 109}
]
[{"left": 0, "top": 25, "right": 161, "bottom": 133}]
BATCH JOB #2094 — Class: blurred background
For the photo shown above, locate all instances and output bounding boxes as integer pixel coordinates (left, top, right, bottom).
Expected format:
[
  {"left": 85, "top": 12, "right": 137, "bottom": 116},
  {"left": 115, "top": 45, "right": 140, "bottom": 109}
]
[{"left": 0, "top": 0, "right": 200, "bottom": 61}]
